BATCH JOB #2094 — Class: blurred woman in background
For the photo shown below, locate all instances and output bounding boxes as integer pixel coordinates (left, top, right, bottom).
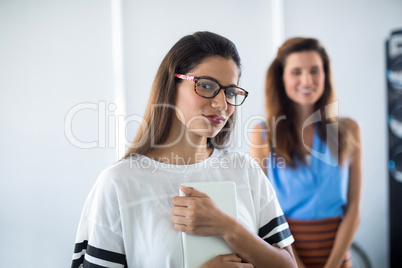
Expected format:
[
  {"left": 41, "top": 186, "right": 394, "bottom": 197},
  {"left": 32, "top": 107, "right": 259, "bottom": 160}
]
[{"left": 250, "top": 37, "right": 361, "bottom": 268}]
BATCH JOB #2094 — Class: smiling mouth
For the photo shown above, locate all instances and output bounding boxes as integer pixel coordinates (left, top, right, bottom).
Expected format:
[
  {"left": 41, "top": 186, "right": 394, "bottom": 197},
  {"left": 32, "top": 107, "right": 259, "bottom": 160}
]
[
  {"left": 298, "top": 88, "right": 314, "bottom": 94},
  {"left": 204, "top": 115, "right": 225, "bottom": 124}
]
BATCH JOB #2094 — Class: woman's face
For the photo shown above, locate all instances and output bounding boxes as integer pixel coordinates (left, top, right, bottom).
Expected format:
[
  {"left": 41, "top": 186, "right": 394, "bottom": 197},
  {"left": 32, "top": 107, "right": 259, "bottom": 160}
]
[
  {"left": 282, "top": 51, "right": 325, "bottom": 108},
  {"left": 174, "top": 56, "right": 239, "bottom": 139}
]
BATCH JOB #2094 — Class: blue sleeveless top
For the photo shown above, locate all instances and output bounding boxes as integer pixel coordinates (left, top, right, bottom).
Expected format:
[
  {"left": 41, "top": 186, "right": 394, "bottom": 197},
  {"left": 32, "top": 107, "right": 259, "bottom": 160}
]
[{"left": 261, "top": 123, "right": 349, "bottom": 220}]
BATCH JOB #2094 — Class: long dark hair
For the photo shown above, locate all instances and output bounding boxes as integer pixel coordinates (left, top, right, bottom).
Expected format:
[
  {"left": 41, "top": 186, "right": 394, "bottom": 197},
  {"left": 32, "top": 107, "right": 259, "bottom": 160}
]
[
  {"left": 265, "top": 37, "right": 353, "bottom": 167},
  {"left": 123, "top": 31, "right": 241, "bottom": 159}
]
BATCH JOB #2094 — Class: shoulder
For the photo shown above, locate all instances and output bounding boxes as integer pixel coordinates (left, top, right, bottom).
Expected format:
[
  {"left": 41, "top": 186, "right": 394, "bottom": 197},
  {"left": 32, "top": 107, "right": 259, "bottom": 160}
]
[
  {"left": 215, "top": 149, "right": 276, "bottom": 202},
  {"left": 99, "top": 159, "right": 133, "bottom": 180},
  {"left": 252, "top": 122, "right": 267, "bottom": 131},
  {"left": 85, "top": 157, "right": 146, "bottom": 207},
  {"left": 91, "top": 158, "right": 140, "bottom": 193},
  {"left": 343, "top": 117, "right": 361, "bottom": 140},
  {"left": 214, "top": 148, "right": 252, "bottom": 162},
  {"left": 249, "top": 124, "right": 270, "bottom": 169},
  {"left": 81, "top": 162, "right": 131, "bottom": 219},
  {"left": 214, "top": 148, "right": 262, "bottom": 170},
  {"left": 250, "top": 122, "right": 269, "bottom": 145}
]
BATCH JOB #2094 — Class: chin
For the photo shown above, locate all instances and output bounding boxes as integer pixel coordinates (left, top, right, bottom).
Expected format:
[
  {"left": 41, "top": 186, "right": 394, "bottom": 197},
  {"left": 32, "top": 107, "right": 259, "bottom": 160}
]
[
  {"left": 205, "top": 130, "right": 222, "bottom": 138},
  {"left": 204, "top": 123, "right": 225, "bottom": 136},
  {"left": 295, "top": 96, "right": 321, "bottom": 105},
  {"left": 303, "top": 100, "right": 318, "bottom": 105},
  {"left": 189, "top": 127, "right": 222, "bottom": 139}
]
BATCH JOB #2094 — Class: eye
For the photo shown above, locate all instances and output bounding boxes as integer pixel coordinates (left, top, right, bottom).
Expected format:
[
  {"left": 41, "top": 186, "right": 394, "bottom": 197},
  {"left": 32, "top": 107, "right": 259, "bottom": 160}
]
[
  {"left": 291, "top": 70, "right": 301, "bottom": 75},
  {"left": 198, "top": 83, "right": 212, "bottom": 89},
  {"left": 311, "top": 68, "right": 320, "bottom": 74},
  {"left": 197, "top": 79, "right": 217, "bottom": 91},
  {"left": 226, "top": 88, "right": 238, "bottom": 97}
]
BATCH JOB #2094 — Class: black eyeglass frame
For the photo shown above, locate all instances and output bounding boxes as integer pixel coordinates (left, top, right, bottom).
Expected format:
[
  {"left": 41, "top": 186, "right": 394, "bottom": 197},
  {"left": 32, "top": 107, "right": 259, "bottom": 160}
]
[{"left": 175, "top": 74, "right": 249, "bottom": 106}]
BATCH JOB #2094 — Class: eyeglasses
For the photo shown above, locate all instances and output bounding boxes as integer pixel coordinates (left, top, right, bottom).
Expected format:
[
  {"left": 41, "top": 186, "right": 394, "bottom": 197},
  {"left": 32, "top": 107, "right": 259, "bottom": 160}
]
[{"left": 175, "top": 74, "right": 249, "bottom": 106}]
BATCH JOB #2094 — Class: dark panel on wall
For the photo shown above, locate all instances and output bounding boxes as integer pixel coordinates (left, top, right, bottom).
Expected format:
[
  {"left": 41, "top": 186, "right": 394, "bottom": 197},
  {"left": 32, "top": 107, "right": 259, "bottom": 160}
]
[{"left": 387, "top": 29, "right": 402, "bottom": 268}]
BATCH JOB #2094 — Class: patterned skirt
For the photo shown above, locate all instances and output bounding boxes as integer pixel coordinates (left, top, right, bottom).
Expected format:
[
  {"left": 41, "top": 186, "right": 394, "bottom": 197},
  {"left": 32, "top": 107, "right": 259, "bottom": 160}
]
[{"left": 286, "top": 217, "right": 352, "bottom": 268}]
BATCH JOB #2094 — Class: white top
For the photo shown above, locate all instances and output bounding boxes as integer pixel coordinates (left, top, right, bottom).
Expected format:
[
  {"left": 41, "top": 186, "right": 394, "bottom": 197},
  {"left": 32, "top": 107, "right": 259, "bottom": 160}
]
[{"left": 71, "top": 148, "right": 294, "bottom": 268}]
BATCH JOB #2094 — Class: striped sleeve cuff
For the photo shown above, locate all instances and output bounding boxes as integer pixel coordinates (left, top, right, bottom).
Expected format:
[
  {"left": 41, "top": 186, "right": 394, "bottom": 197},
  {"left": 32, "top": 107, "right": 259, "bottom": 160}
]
[
  {"left": 71, "top": 240, "right": 127, "bottom": 268},
  {"left": 258, "top": 215, "right": 294, "bottom": 248}
]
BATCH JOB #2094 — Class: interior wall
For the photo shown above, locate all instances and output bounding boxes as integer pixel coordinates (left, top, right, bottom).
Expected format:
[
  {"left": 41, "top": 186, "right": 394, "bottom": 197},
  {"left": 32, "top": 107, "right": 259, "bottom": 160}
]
[
  {"left": 1, "top": 0, "right": 401, "bottom": 267},
  {"left": 122, "top": 0, "right": 273, "bottom": 150},
  {"left": 0, "top": 0, "right": 115, "bottom": 266},
  {"left": 283, "top": 0, "right": 402, "bottom": 267},
  {"left": 0, "top": 1, "right": 274, "bottom": 266}
]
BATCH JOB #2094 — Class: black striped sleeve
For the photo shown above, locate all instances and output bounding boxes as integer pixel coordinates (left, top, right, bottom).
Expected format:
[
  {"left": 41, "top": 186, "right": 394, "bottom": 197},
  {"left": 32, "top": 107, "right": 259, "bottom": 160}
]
[
  {"left": 72, "top": 240, "right": 88, "bottom": 268},
  {"left": 258, "top": 215, "right": 287, "bottom": 238},
  {"left": 71, "top": 256, "right": 85, "bottom": 268},
  {"left": 263, "top": 228, "right": 292, "bottom": 245},
  {"left": 258, "top": 215, "right": 293, "bottom": 245},
  {"left": 73, "top": 240, "right": 88, "bottom": 253},
  {"left": 86, "top": 244, "right": 127, "bottom": 265},
  {"left": 71, "top": 241, "right": 127, "bottom": 268},
  {"left": 83, "top": 259, "right": 108, "bottom": 268}
]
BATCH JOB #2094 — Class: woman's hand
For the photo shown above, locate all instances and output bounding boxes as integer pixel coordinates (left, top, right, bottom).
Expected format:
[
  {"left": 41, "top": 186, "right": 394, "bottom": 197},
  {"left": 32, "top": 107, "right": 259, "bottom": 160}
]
[
  {"left": 170, "top": 185, "right": 235, "bottom": 237},
  {"left": 202, "top": 254, "right": 254, "bottom": 268}
]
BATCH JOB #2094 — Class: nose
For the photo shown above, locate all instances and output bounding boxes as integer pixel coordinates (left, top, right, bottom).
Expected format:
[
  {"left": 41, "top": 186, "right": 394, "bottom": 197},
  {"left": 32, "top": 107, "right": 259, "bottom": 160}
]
[
  {"left": 301, "top": 72, "right": 313, "bottom": 87},
  {"left": 211, "top": 89, "right": 228, "bottom": 110}
]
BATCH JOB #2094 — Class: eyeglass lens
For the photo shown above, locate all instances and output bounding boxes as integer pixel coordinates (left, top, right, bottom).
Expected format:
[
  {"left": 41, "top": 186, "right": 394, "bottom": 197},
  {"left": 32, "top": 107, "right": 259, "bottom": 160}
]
[{"left": 196, "top": 79, "right": 245, "bottom": 106}]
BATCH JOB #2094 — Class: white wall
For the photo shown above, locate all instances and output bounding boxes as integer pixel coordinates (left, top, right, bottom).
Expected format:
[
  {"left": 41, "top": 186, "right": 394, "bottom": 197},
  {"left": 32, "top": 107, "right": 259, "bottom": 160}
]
[
  {"left": 1, "top": 0, "right": 400, "bottom": 266},
  {"left": 122, "top": 0, "right": 274, "bottom": 150},
  {"left": 283, "top": 0, "right": 402, "bottom": 267},
  {"left": 0, "top": 0, "right": 275, "bottom": 266},
  {"left": 0, "top": 0, "right": 115, "bottom": 266}
]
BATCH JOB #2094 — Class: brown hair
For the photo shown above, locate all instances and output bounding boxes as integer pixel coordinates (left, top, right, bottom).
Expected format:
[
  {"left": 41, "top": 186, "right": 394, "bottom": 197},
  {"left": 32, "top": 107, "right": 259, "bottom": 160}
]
[
  {"left": 265, "top": 37, "right": 353, "bottom": 167},
  {"left": 123, "top": 31, "right": 241, "bottom": 159}
]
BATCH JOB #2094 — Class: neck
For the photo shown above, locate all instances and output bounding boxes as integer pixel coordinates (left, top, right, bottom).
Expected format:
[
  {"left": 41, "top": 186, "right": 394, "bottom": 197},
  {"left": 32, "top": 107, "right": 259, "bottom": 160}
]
[
  {"left": 292, "top": 104, "right": 316, "bottom": 151},
  {"left": 145, "top": 121, "right": 213, "bottom": 165},
  {"left": 293, "top": 104, "right": 315, "bottom": 129}
]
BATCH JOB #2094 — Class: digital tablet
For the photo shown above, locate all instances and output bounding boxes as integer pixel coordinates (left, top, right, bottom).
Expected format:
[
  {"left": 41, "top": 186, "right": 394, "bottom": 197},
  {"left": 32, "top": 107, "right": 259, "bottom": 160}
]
[{"left": 179, "top": 181, "right": 238, "bottom": 268}]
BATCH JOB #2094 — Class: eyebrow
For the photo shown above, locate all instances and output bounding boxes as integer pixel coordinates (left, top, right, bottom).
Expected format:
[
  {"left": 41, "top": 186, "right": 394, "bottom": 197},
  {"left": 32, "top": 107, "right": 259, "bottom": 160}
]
[
  {"left": 290, "top": 65, "right": 321, "bottom": 70},
  {"left": 197, "top": 75, "right": 238, "bottom": 87}
]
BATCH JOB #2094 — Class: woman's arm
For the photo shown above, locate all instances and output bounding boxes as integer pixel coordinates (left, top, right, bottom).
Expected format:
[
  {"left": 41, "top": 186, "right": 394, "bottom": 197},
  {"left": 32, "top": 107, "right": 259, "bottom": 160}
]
[
  {"left": 171, "top": 185, "right": 296, "bottom": 268},
  {"left": 249, "top": 124, "right": 269, "bottom": 175},
  {"left": 291, "top": 244, "right": 307, "bottom": 268},
  {"left": 325, "top": 118, "right": 362, "bottom": 268}
]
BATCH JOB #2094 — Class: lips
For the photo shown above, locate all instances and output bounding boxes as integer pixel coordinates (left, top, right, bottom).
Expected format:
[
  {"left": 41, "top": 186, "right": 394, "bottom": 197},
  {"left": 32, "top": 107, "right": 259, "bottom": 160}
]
[
  {"left": 298, "top": 88, "right": 314, "bottom": 94},
  {"left": 204, "top": 115, "right": 225, "bottom": 124}
]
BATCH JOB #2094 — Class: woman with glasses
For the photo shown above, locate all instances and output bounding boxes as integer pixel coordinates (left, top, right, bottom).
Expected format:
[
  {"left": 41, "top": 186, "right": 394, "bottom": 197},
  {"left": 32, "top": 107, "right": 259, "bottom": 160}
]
[
  {"left": 72, "top": 31, "right": 296, "bottom": 268},
  {"left": 250, "top": 37, "right": 362, "bottom": 268}
]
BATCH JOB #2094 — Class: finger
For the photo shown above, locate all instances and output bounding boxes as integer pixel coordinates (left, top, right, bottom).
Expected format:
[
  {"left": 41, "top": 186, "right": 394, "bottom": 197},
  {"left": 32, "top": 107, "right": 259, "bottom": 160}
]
[
  {"left": 173, "top": 223, "right": 188, "bottom": 232},
  {"left": 170, "top": 215, "right": 187, "bottom": 225},
  {"left": 171, "top": 196, "right": 191, "bottom": 207},
  {"left": 172, "top": 196, "right": 200, "bottom": 207},
  {"left": 170, "top": 206, "right": 188, "bottom": 216},
  {"left": 180, "top": 185, "right": 209, "bottom": 198},
  {"left": 219, "top": 254, "right": 242, "bottom": 263}
]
